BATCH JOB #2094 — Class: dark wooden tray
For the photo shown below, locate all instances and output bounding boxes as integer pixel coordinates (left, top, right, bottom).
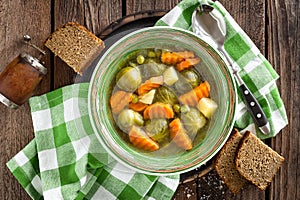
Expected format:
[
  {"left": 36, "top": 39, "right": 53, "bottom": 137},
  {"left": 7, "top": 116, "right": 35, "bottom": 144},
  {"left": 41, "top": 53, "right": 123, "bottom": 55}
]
[
  {"left": 75, "top": 10, "right": 169, "bottom": 83},
  {"left": 77, "top": 10, "right": 214, "bottom": 182}
]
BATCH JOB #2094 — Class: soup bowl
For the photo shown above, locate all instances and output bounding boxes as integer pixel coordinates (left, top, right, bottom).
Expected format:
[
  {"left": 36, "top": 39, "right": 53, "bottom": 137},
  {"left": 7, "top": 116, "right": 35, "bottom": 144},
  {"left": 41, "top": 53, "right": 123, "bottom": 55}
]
[{"left": 88, "top": 27, "right": 236, "bottom": 175}]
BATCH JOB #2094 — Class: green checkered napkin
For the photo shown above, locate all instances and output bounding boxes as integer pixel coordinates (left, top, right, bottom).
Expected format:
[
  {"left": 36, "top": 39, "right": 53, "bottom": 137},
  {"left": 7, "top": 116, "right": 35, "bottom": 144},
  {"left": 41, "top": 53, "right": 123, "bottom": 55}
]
[
  {"left": 156, "top": 0, "right": 287, "bottom": 139},
  {"left": 7, "top": 0, "right": 288, "bottom": 199},
  {"left": 7, "top": 83, "right": 179, "bottom": 200}
]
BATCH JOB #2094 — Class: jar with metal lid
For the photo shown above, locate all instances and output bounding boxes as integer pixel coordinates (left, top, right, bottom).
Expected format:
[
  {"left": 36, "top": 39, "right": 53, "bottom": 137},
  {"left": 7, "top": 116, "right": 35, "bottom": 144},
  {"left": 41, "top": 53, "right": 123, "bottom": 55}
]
[{"left": 0, "top": 52, "right": 47, "bottom": 108}]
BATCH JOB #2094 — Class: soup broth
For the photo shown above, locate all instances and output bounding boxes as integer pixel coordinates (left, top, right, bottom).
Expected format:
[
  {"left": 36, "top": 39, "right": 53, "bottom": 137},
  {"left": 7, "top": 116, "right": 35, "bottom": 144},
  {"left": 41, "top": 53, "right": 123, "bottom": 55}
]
[{"left": 109, "top": 48, "right": 218, "bottom": 157}]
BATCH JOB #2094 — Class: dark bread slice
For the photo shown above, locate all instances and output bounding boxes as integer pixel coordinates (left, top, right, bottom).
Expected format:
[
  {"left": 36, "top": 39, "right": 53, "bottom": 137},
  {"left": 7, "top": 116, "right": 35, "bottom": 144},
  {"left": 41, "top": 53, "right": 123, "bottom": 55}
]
[
  {"left": 235, "top": 131, "right": 284, "bottom": 190},
  {"left": 214, "top": 129, "right": 249, "bottom": 194},
  {"left": 45, "top": 22, "right": 105, "bottom": 75}
]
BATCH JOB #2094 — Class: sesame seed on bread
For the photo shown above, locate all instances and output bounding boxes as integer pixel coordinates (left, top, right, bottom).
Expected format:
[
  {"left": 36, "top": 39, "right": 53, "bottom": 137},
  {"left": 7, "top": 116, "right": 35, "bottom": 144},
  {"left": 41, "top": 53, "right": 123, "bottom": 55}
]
[
  {"left": 45, "top": 22, "right": 105, "bottom": 75},
  {"left": 235, "top": 131, "right": 284, "bottom": 190},
  {"left": 214, "top": 129, "right": 249, "bottom": 194}
]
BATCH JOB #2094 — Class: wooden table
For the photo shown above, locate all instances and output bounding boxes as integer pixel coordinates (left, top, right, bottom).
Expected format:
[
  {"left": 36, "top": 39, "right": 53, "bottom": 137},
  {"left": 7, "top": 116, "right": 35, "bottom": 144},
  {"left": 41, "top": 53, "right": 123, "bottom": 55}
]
[{"left": 0, "top": 0, "right": 298, "bottom": 199}]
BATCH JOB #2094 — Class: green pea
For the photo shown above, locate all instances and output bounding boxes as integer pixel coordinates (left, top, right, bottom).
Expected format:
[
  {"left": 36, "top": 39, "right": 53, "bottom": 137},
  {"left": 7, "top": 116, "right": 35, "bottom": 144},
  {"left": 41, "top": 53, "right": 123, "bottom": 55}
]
[
  {"left": 136, "top": 55, "right": 145, "bottom": 64},
  {"left": 147, "top": 51, "right": 156, "bottom": 58},
  {"left": 173, "top": 104, "right": 181, "bottom": 113},
  {"left": 131, "top": 94, "right": 139, "bottom": 104}
]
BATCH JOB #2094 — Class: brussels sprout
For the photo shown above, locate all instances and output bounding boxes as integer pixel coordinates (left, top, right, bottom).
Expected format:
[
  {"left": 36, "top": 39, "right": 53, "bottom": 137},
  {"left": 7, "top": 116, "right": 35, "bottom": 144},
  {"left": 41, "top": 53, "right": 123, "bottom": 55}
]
[
  {"left": 180, "top": 69, "right": 202, "bottom": 88},
  {"left": 174, "top": 69, "right": 202, "bottom": 94},
  {"left": 180, "top": 104, "right": 190, "bottom": 114},
  {"left": 145, "top": 119, "right": 169, "bottom": 143},
  {"left": 139, "top": 62, "right": 166, "bottom": 79},
  {"left": 181, "top": 108, "right": 207, "bottom": 136},
  {"left": 116, "top": 67, "right": 142, "bottom": 92},
  {"left": 117, "top": 109, "right": 144, "bottom": 132},
  {"left": 154, "top": 86, "right": 179, "bottom": 105},
  {"left": 173, "top": 77, "right": 193, "bottom": 94}
]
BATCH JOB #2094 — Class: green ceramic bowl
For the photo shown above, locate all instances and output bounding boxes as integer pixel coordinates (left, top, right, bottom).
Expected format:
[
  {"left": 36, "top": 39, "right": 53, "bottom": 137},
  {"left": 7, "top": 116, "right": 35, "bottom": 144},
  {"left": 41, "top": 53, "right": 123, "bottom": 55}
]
[{"left": 88, "top": 27, "right": 236, "bottom": 175}]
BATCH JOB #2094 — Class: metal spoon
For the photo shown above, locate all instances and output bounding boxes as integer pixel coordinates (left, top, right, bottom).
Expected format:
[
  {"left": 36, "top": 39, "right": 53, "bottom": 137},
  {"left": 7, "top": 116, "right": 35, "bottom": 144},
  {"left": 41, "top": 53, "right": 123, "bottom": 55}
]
[{"left": 192, "top": 5, "right": 270, "bottom": 135}]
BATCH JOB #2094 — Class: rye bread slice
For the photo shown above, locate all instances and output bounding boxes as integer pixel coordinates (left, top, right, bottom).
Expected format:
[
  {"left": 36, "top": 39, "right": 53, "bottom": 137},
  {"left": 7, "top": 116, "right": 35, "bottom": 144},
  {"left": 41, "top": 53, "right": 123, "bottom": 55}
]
[
  {"left": 214, "top": 129, "right": 249, "bottom": 194},
  {"left": 45, "top": 22, "right": 105, "bottom": 75},
  {"left": 235, "top": 131, "right": 285, "bottom": 190}
]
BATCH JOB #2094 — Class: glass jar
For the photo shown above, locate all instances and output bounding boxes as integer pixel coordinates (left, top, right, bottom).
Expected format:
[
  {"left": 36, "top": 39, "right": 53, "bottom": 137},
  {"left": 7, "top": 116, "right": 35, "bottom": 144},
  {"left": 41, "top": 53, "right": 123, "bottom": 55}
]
[{"left": 0, "top": 53, "right": 47, "bottom": 108}]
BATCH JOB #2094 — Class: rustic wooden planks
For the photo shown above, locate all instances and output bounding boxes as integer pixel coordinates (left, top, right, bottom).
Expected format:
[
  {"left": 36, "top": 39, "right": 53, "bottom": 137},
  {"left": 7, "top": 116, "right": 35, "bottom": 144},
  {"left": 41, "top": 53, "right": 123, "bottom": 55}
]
[
  {"left": 52, "top": 0, "right": 123, "bottom": 89},
  {"left": 0, "top": 1, "right": 51, "bottom": 199},
  {"left": 267, "top": 0, "right": 300, "bottom": 200},
  {"left": 0, "top": 0, "right": 299, "bottom": 199},
  {"left": 126, "top": 0, "right": 180, "bottom": 13}
]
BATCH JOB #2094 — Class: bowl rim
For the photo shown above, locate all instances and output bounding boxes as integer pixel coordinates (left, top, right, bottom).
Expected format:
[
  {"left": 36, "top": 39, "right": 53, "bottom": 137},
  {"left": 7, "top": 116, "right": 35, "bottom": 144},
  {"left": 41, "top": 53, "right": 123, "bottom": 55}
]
[{"left": 88, "top": 26, "right": 237, "bottom": 175}]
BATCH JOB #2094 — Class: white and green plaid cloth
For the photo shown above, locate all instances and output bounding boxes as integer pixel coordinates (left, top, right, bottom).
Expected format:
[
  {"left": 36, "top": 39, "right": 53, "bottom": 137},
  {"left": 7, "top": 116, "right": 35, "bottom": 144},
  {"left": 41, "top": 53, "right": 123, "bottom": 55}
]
[
  {"left": 7, "top": 0, "right": 288, "bottom": 199},
  {"left": 156, "top": 0, "right": 287, "bottom": 139},
  {"left": 7, "top": 83, "right": 179, "bottom": 200}
]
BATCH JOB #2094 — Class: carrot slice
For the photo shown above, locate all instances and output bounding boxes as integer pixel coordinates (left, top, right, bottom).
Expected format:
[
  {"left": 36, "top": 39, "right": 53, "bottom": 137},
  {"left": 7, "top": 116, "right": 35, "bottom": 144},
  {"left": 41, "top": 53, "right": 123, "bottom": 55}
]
[
  {"left": 179, "top": 91, "right": 198, "bottom": 106},
  {"left": 129, "top": 125, "right": 159, "bottom": 151},
  {"left": 193, "top": 81, "right": 210, "bottom": 100},
  {"left": 174, "top": 51, "right": 195, "bottom": 59},
  {"left": 161, "top": 51, "right": 198, "bottom": 66},
  {"left": 169, "top": 118, "right": 193, "bottom": 150},
  {"left": 129, "top": 102, "right": 148, "bottom": 112},
  {"left": 138, "top": 76, "right": 163, "bottom": 95},
  {"left": 110, "top": 90, "right": 132, "bottom": 114},
  {"left": 143, "top": 102, "right": 174, "bottom": 119},
  {"left": 175, "top": 57, "right": 201, "bottom": 71},
  {"left": 161, "top": 52, "right": 184, "bottom": 65},
  {"left": 179, "top": 81, "right": 210, "bottom": 106}
]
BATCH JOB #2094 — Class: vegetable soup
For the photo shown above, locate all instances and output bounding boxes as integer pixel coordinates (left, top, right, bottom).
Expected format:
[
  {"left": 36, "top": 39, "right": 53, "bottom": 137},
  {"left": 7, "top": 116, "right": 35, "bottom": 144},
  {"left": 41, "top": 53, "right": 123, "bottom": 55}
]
[{"left": 109, "top": 48, "right": 218, "bottom": 156}]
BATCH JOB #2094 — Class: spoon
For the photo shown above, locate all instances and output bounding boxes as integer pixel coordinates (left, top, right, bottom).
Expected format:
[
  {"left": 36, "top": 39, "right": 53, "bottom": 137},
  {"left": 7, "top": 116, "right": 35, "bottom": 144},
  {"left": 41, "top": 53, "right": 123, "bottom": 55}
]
[{"left": 192, "top": 5, "right": 270, "bottom": 135}]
